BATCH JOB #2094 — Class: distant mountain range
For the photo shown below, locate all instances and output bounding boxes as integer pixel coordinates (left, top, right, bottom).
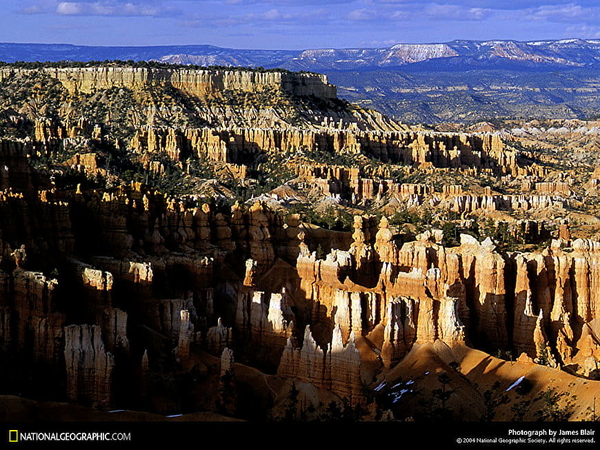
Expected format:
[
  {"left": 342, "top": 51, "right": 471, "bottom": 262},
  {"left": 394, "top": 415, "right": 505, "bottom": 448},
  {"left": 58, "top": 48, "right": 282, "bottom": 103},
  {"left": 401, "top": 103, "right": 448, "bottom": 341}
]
[
  {"left": 2, "top": 39, "right": 600, "bottom": 123},
  {"left": 2, "top": 39, "right": 600, "bottom": 70}
]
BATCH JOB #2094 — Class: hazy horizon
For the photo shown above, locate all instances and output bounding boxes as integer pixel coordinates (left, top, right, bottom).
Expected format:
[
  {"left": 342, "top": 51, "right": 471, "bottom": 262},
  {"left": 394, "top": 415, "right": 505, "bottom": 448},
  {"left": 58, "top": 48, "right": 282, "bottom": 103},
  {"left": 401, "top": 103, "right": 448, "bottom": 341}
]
[{"left": 1, "top": 1, "right": 599, "bottom": 51}]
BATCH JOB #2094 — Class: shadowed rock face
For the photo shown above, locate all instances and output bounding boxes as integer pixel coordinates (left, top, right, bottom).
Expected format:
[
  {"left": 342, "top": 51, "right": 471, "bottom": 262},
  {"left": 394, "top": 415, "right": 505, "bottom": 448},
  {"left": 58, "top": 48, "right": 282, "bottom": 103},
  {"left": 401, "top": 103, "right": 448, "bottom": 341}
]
[{"left": 0, "top": 65, "right": 598, "bottom": 422}]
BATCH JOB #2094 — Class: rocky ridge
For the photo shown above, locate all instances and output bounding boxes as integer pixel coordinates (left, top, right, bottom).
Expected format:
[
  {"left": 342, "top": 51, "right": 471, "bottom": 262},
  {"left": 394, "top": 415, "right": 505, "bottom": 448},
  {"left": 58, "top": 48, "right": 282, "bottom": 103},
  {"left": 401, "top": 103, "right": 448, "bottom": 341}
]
[
  {"left": 3, "top": 39, "right": 599, "bottom": 70},
  {"left": 0, "top": 66, "right": 337, "bottom": 100}
]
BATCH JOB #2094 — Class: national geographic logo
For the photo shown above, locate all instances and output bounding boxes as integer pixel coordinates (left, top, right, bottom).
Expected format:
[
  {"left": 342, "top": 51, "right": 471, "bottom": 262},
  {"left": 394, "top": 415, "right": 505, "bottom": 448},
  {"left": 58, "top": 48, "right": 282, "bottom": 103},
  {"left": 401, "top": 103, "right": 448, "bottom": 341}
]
[{"left": 7, "top": 429, "right": 132, "bottom": 443}]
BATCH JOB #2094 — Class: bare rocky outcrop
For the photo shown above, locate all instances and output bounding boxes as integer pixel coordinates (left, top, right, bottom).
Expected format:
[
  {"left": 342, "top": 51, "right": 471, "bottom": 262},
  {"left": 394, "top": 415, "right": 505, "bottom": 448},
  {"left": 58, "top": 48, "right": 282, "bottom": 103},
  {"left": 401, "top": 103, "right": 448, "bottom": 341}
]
[
  {"left": 64, "top": 324, "right": 114, "bottom": 409},
  {"left": 280, "top": 218, "right": 600, "bottom": 385},
  {"left": 129, "top": 127, "right": 515, "bottom": 167},
  {"left": 206, "top": 318, "right": 233, "bottom": 356},
  {"left": 234, "top": 289, "right": 295, "bottom": 368},
  {"left": 277, "top": 324, "right": 365, "bottom": 405},
  {"left": 0, "top": 67, "right": 338, "bottom": 100},
  {"left": 6, "top": 270, "right": 64, "bottom": 364},
  {"left": 218, "top": 347, "right": 237, "bottom": 415}
]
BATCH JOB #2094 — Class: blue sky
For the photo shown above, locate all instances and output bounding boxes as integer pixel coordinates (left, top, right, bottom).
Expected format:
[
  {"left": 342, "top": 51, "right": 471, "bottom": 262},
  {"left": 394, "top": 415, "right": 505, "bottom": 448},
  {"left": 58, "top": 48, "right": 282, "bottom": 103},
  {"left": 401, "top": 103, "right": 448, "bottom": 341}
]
[{"left": 2, "top": 1, "right": 600, "bottom": 49}]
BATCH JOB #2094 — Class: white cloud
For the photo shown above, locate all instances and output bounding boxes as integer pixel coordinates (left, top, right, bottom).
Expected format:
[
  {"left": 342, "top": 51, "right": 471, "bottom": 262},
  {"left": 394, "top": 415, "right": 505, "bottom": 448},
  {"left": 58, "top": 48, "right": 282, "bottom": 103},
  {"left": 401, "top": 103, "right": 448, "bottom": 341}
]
[
  {"left": 56, "top": 1, "right": 169, "bottom": 16},
  {"left": 262, "top": 9, "right": 282, "bottom": 20},
  {"left": 423, "top": 4, "right": 492, "bottom": 21},
  {"left": 56, "top": 2, "right": 82, "bottom": 14},
  {"left": 347, "top": 8, "right": 378, "bottom": 21},
  {"left": 359, "top": 38, "right": 400, "bottom": 47},
  {"left": 210, "top": 6, "right": 330, "bottom": 27},
  {"left": 346, "top": 3, "right": 491, "bottom": 23},
  {"left": 565, "top": 24, "right": 600, "bottom": 38},
  {"left": 18, "top": 5, "right": 46, "bottom": 14},
  {"left": 528, "top": 3, "right": 600, "bottom": 23}
]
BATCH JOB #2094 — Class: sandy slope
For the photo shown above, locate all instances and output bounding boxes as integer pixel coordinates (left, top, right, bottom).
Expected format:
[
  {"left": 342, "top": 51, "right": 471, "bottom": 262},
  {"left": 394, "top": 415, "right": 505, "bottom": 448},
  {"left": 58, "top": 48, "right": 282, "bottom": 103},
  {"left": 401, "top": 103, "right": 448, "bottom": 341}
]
[{"left": 381, "top": 341, "right": 599, "bottom": 421}]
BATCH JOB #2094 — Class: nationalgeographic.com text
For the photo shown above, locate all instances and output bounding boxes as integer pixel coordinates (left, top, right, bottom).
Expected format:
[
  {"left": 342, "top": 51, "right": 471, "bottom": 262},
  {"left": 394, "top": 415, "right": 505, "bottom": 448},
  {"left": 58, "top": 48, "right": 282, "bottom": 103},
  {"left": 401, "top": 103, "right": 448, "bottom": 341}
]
[{"left": 10, "top": 430, "right": 132, "bottom": 443}]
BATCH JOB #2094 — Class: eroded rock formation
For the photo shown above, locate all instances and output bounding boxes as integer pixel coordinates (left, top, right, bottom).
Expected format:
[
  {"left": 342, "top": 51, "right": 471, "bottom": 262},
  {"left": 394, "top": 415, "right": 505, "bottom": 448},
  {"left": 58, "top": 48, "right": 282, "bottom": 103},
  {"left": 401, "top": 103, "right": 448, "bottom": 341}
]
[
  {"left": 0, "top": 66, "right": 598, "bottom": 422},
  {"left": 0, "top": 131, "right": 597, "bottom": 416}
]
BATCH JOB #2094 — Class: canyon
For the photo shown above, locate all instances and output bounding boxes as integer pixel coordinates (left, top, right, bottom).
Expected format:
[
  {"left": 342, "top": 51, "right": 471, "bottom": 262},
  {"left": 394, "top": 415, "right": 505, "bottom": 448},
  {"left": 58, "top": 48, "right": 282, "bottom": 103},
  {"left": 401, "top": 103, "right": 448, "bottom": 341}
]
[{"left": 0, "top": 63, "right": 599, "bottom": 424}]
